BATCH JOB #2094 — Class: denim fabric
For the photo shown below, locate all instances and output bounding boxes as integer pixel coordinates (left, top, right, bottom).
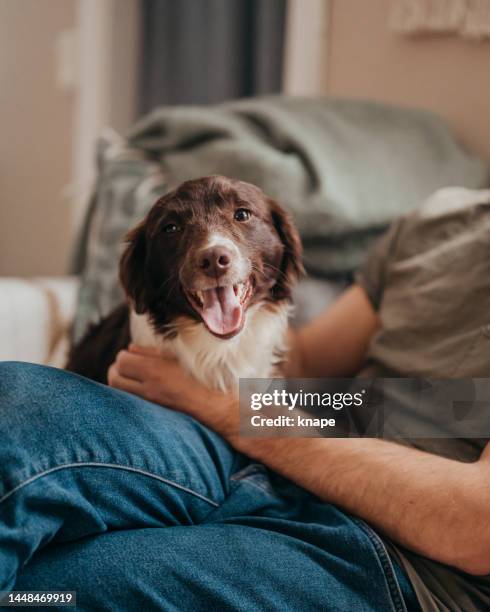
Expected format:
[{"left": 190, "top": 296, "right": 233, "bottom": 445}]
[{"left": 0, "top": 362, "right": 419, "bottom": 611}]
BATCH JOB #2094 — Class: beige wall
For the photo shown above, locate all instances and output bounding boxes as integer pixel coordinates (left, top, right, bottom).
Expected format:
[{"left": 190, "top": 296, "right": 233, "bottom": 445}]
[
  {"left": 2, "top": 0, "right": 489, "bottom": 277},
  {"left": 0, "top": 0, "right": 75, "bottom": 276},
  {"left": 326, "top": 0, "right": 490, "bottom": 166}
]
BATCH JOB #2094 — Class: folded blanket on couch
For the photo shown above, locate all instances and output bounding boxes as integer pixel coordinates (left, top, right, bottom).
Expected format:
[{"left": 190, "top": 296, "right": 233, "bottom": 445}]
[{"left": 72, "top": 96, "right": 488, "bottom": 340}]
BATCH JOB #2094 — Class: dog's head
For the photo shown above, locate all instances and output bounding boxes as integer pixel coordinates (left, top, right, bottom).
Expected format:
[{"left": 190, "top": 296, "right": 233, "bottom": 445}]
[{"left": 120, "top": 176, "right": 303, "bottom": 339}]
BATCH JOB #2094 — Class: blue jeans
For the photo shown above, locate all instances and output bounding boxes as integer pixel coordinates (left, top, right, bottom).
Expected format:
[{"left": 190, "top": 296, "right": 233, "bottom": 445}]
[{"left": 0, "top": 362, "right": 419, "bottom": 611}]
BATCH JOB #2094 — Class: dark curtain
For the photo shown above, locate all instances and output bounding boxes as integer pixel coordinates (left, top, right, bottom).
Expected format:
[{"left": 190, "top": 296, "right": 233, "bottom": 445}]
[{"left": 139, "top": 0, "right": 287, "bottom": 114}]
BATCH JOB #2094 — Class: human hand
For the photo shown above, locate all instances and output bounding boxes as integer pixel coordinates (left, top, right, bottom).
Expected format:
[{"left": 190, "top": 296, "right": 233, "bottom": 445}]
[{"left": 108, "top": 344, "right": 239, "bottom": 442}]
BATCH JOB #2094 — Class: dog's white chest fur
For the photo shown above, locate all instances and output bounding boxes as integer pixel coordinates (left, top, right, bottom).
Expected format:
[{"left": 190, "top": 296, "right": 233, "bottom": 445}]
[{"left": 130, "top": 304, "right": 289, "bottom": 391}]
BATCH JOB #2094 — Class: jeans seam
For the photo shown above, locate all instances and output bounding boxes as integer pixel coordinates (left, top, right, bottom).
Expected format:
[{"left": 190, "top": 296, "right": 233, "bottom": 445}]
[
  {"left": 354, "top": 518, "right": 408, "bottom": 612},
  {"left": 230, "top": 463, "right": 277, "bottom": 495},
  {"left": 231, "top": 477, "right": 273, "bottom": 495},
  {"left": 0, "top": 462, "right": 220, "bottom": 508}
]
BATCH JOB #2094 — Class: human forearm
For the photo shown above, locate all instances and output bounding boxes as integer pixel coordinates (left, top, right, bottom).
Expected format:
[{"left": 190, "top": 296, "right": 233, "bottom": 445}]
[
  {"left": 286, "top": 285, "right": 379, "bottom": 378},
  {"left": 236, "top": 436, "right": 490, "bottom": 575}
]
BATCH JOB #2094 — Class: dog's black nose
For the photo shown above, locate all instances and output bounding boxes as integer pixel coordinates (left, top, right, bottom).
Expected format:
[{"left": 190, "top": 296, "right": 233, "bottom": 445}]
[{"left": 199, "top": 246, "right": 232, "bottom": 278}]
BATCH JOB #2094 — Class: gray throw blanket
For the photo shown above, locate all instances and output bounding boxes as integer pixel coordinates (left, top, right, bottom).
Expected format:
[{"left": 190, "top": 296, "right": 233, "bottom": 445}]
[{"left": 72, "top": 96, "right": 488, "bottom": 339}]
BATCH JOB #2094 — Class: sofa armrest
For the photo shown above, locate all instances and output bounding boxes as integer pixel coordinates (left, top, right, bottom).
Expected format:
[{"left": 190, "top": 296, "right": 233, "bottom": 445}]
[{"left": 0, "top": 276, "right": 79, "bottom": 367}]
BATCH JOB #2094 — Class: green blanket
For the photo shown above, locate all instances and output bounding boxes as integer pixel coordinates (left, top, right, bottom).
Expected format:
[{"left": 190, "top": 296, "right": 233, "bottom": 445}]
[{"left": 127, "top": 96, "right": 488, "bottom": 272}]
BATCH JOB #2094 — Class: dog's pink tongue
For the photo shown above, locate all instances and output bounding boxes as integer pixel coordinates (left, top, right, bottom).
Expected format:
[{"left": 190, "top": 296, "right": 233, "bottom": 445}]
[{"left": 201, "top": 286, "right": 242, "bottom": 336}]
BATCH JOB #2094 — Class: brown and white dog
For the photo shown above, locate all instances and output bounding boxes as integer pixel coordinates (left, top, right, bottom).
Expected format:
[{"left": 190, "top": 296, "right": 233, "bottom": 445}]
[{"left": 67, "top": 175, "right": 303, "bottom": 391}]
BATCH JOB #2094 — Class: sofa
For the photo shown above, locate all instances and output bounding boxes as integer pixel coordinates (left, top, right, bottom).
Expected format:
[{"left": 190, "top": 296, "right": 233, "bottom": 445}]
[{"left": 1, "top": 96, "right": 488, "bottom": 367}]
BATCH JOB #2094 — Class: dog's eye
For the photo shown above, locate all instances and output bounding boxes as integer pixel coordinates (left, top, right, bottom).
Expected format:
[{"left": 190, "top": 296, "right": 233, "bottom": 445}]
[
  {"left": 163, "top": 223, "right": 179, "bottom": 234},
  {"left": 234, "top": 208, "right": 251, "bottom": 222}
]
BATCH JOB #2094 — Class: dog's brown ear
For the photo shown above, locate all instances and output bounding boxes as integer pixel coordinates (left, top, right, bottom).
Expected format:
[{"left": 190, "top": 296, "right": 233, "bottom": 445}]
[
  {"left": 119, "top": 221, "right": 149, "bottom": 314},
  {"left": 269, "top": 199, "right": 304, "bottom": 300}
]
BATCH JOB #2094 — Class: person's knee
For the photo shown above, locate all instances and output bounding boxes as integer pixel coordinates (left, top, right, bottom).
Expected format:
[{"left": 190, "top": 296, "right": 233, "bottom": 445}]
[
  {"left": 0, "top": 361, "right": 214, "bottom": 459},
  {"left": 0, "top": 361, "right": 109, "bottom": 431},
  {"left": 0, "top": 360, "right": 42, "bottom": 381},
  {"left": 0, "top": 361, "right": 81, "bottom": 404},
  {"left": 0, "top": 361, "right": 56, "bottom": 403},
  {"left": 0, "top": 360, "right": 57, "bottom": 383}
]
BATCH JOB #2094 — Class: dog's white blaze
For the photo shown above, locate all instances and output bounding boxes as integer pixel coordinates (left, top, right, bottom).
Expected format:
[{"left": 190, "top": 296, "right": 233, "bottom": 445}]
[
  {"left": 130, "top": 303, "right": 290, "bottom": 391},
  {"left": 203, "top": 232, "right": 240, "bottom": 254},
  {"left": 200, "top": 232, "right": 249, "bottom": 278}
]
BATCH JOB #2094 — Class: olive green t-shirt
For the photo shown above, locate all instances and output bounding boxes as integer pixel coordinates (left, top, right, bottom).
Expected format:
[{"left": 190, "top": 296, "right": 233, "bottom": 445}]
[{"left": 356, "top": 188, "right": 490, "bottom": 611}]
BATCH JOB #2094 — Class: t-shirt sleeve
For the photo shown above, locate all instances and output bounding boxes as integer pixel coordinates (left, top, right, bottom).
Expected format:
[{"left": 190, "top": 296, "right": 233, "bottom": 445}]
[{"left": 355, "top": 219, "right": 404, "bottom": 310}]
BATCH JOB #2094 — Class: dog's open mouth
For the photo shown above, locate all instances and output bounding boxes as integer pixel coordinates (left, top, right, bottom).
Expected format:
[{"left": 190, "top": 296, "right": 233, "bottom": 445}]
[{"left": 185, "top": 280, "right": 252, "bottom": 338}]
